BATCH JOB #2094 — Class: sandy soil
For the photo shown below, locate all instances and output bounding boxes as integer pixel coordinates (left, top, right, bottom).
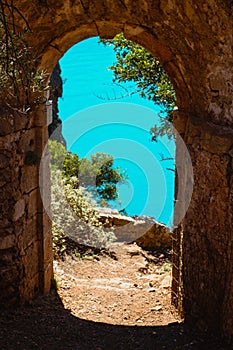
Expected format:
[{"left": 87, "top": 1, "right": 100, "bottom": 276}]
[
  {"left": 0, "top": 243, "right": 230, "bottom": 349},
  {"left": 54, "top": 243, "right": 179, "bottom": 327}
]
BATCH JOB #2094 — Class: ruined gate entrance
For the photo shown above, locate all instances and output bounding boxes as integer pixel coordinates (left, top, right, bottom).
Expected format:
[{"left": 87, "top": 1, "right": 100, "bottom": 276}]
[{"left": 0, "top": 0, "right": 232, "bottom": 343}]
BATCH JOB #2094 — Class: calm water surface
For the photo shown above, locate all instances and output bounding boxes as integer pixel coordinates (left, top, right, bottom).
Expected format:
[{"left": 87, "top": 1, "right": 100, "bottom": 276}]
[{"left": 58, "top": 37, "right": 175, "bottom": 227}]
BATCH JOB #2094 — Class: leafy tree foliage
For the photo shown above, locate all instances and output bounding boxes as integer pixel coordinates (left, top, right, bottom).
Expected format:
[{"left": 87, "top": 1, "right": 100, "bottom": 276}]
[
  {"left": 63, "top": 153, "right": 80, "bottom": 184},
  {"left": 79, "top": 153, "right": 127, "bottom": 203},
  {"left": 49, "top": 140, "right": 127, "bottom": 205},
  {"left": 100, "top": 33, "right": 176, "bottom": 138},
  {"left": 49, "top": 139, "right": 69, "bottom": 170}
]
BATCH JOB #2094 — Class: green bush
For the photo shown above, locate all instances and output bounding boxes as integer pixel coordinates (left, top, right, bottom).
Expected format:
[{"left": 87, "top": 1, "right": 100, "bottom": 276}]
[{"left": 51, "top": 169, "right": 116, "bottom": 258}]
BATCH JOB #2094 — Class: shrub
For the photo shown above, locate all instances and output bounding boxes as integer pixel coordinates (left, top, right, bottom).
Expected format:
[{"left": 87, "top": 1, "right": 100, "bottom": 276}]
[{"left": 51, "top": 169, "right": 116, "bottom": 257}]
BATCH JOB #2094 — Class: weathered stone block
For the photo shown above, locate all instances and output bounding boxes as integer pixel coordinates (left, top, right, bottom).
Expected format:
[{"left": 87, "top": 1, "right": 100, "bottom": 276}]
[
  {"left": 0, "top": 154, "right": 10, "bottom": 169},
  {"left": 20, "top": 273, "right": 39, "bottom": 302},
  {"left": 21, "top": 165, "right": 38, "bottom": 193},
  {"left": 18, "top": 128, "right": 36, "bottom": 153},
  {"left": 23, "top": 216, "right": 38, "bottom": 249},
  {"left": 22, "top": 242, "right": 39, "bottom": 280},
  {"left": 42, "top": 235, "right": 53, "bottom": 267},
  {"left": 0, "top": 248, "right": 16, "bottom": 266},
  {"left": 0, "top": 235, "right": 15, "bottom": 250},
  {"left": 33, "top": 105, "right": 48, "bottom": 127},
  {"left": 13, "top": 199, "right": 25, "bottom": 221},
  {"left": 0, "top": 116, "right": 14, "bottom": 136},
  {"left": 0, "top": 217, "right": 10, "bottom": 228},
  {"left": 209, "top": 72, "right": 227, "bottom": 91},
  {"left": 136, "top": 222, "right": 172, "bottom": 250},
  {"left": 0, "top": 265, "right": 20, "bottom": 285},
  {"left": 200, "top": 134, "right": 233, "bottom": 154},
  {"left": 43, "top": 262, "right": 53, "bottom": 294},
  {"left": 26, "top": 189, "right": 38, "bottom": 219},
  {"left": 35, "top": 126, "right": 49, "bottom": 157},
  {"left": 0, "top": 168, "right": 16, "bottom": 187}
]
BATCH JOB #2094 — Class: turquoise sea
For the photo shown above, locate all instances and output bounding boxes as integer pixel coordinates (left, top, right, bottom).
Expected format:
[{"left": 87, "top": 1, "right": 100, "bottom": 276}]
[{"left": 58, "top": 37, "right": 175, "bottom": 227}]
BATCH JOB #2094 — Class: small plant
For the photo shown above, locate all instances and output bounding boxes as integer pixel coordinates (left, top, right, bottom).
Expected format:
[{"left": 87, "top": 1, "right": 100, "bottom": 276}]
[
  {"left": 52, "top": 223, "right": 68, "bottom": 258},
  {"left": 158, "top": 262, "right": 172, "bottom": 274},
  {"left": 50, "top": 276, "right": 59, "bottom": 290},
  {"left": 0, "top": 1, "right": 47, "bottom": 114}
]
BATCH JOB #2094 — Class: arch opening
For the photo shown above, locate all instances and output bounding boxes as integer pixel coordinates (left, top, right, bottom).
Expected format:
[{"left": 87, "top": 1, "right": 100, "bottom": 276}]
[{"left": 39, "top": 34, "right": 195, "bottom": 328}]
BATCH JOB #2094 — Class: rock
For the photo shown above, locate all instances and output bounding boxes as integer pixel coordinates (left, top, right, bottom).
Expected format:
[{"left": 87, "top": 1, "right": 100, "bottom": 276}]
[
  {"left": 97, "top": 207, "right": 135, "bottom": 228},
  {"left": 13, "top": 199, "right": 25, "bottom": 221},
  {"left": 151, "top": 305, "right": 162, "bottom": 311},
  {"left": 161, "top": 275, "right": 171, "bottom": 289},
  {"left": 96, "top": 208, "right": 172, "bottom": 249},
  {"left": 135, "top": 220, "right": 172, "bottom": 250}
]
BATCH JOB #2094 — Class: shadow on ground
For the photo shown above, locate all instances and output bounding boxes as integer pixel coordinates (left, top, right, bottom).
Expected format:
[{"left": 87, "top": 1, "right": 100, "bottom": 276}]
[{"left": 0, "top": 291, "right": 230, "bottom": 350}]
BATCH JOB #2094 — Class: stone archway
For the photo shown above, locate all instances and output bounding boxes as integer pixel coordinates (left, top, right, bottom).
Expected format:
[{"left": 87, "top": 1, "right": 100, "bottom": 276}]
[{"left": 0, "top": 0, "right": 232, "bottom": 343}]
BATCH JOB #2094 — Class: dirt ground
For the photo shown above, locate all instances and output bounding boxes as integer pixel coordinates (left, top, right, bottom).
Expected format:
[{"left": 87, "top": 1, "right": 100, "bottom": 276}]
[
  {"left": 0, "top": 243, "right": 230, "bottom": 349},
  {"left": 54, "top": 243, "right": 179, "bottom": 327}
]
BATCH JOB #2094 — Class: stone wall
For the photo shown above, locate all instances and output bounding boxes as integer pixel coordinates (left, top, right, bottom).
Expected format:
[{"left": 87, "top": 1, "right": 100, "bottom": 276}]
[
  {"left": 175, "top": 114, "right": 233, "bottom": 339},
  {"left": 0, "top": 0, "right": 232, "bottom": 343},
  {"left": 0, "top": 60, "right": 64, "bottom": 307},
  {"left": 0, "top": 107, "right": 53, "bottom": 306}
]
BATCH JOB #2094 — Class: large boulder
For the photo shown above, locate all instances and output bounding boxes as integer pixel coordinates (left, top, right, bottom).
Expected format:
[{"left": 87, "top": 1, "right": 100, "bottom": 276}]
[
  {"left": 98, "top": 207, "right": 134, "bottom": 228},
  {"left": 135, "top": 219, "right": 172, "bottom": 250},
  {"left": 97, "top": 208, "right": 172, "bottom": 249}
]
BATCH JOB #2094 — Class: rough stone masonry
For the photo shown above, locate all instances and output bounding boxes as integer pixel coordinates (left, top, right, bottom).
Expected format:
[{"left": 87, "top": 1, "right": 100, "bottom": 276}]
[{"left": 0, "top": 0, "right": 232, "bottom": 344}]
